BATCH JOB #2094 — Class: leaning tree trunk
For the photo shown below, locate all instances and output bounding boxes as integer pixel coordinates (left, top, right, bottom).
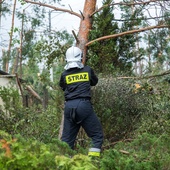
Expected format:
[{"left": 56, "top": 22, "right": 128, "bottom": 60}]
[{"left": 77, "top": 0, "right": 97, "bottom": 64}]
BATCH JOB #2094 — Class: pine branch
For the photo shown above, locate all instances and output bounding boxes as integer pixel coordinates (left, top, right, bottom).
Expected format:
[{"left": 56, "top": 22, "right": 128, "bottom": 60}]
[{"left": 86, "top": 24, "right": 169, "bottom": 46}]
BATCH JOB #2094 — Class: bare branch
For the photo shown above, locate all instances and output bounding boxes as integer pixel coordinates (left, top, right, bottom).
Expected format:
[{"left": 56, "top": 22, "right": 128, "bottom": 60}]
[
  {"left": 91, "top": 0, "right": 167, "bottom": 16},
  {"left": 24, "top": 0, "right": 82, "bottom": 19},
  {"left": 86, "top": 24, "right": 169, "bottom": 46},
  {"left": 15, "top": 73, "right": 24, "bottom": 100},
  {"left": 112, "top": 15, "right": 169, "bottom": 22},
  {"left": 0, "top": 75, "right": 16, "bottom": 78},
  {"left": 68, "top": 4, "right": 73, "bottom": 12},
  {"left": 119, "top": 150, "right": 130, "bottom": 155},
  {"left": 79, "top": 10, "right": 85, "bottom": 20},
  {"left": 117, "top": 69, "right": 170, "bottom": 80},
  {"left": 72, "top": 30, "right": 79, "bottom": 44}
]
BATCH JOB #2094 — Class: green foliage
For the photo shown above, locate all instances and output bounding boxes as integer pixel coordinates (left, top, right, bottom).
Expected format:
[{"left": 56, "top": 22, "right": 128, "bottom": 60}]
[
  {"left": 0, "top": 130, "right": 170, "bottom": 170},
  {"left": 1, "top": 73, "right": 170, "bottom": 169},
  {"left": 0, "top": 86, "right": 63, "bottom": 143},
  {"left": 91, "top": 72, "right": 170, "bottom": 152},
  {"left": 22, "top": 58, "right": 40, "bottom": 84},
  {"left": 88, "top": 0, "right": 146, "bottom": 73},
  {"left": 165, "top": 12, "right": 170, "bottom": 25},
  {"left": 148, "top": 29, "right": 169, "bottom": 62},
  {"left": 18, "top": 0, "right": 26, "bottom": 5},
  {"left": 92, "top": 75, "right": 150, "bottom": 142},
  {"left": 0, "top": 105, "right": 60, "bottom": 143},
  {"left": 0, "top": 86, "right": 22, "bottom": 111},
  {"left": 88, "top": 0, "right": 120, "bottom": 73},
  {"left": 0, "top": 1, "right": 10, "bottom": 17},
  {"left": 34, "top": 31, "right": 74, "bottom": 68},
  {"left": 0, "top": 131, "right": 74, "bottom": 170},
  {"left": 100, "top": 132, "right": 170, "bottom": 170},
  {"left": 0, "top": 131, "right": 98, "bottom": 170},
  {"left": 55, "top": 154, "right": 98, "bottom": 170}
]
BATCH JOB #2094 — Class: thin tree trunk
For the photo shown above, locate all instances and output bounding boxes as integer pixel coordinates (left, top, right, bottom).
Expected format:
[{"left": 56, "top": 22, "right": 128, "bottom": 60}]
[
  {"left": 19, "top": 12, "right": 24, "bottom": 78},
  {"left": 137, "top": 40, "right": 143, "bottom": 76},
  {"left": 12, "top": 48, "right": 19, "bottom": 74},
  {"left": 2, "top": 49, "right": 6, "bottom": 71},
  {"left": 58, "top": 114, "right": 64, "bottom": 139},
  {"left": 0, "top": 1, "right": 2, "bottom": 27},
  {"left": 148, "top": 32, "right": 151, "bottom": 70},
  {"left": 6, "top": 0, "right": 17, "bottom": 73},
  {"left": 42, "top": 86, "right": 48, "bottom": 110}
]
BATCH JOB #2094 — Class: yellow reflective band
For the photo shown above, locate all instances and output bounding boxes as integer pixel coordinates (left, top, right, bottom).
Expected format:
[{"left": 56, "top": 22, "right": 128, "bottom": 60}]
[
  {"left": 88, "top": 151, "right": 100, "bottom": 157},
  {"left": 66, "top": 72, "right": 89, "bottom": 84}
]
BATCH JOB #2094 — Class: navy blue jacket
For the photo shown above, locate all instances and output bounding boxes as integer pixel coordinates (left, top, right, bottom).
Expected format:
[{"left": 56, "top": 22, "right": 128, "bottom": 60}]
[{"left": 59, "top": 65, "right": 98, "bottom": 101}]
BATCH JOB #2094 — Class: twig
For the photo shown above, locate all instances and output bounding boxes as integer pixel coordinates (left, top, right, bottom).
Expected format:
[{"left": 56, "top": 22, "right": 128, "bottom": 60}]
[
  {"left": 116, "top": 69, "right": 170, "bottom": 80},
  {"left": 24, "top": 0, "right": 81, "bottom": 18},
  {"left": 72, "top": 30, "right": 79, "bottom": 44},
  {"left": 103, "top": 138, "right": 133, "bottom": 149}
]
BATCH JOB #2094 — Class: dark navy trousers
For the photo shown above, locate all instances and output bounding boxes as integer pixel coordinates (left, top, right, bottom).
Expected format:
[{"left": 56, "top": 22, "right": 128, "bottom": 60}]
[{"left": 61, "top": 98, "right": 103, "bottom": 149}]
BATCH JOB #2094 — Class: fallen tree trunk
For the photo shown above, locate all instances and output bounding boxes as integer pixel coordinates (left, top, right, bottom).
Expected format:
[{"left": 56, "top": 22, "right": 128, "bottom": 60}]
[{"left": 26, "top": 85, "right": 43, "bottom": 102}]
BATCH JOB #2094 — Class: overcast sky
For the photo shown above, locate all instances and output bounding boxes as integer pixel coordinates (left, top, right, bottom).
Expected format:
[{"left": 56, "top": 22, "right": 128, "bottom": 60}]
[
  {"left": 47, "top": 0, "right": 122, "bottom": 34},
  {"left": 0, "top": 0, "right": 105, "bottom": 47},
  {"left": 33, "top": 0, "right": 103, "bottom": 34},
  {"left": 0, "top": 0, "right": 107, "bottom": 70},
  {"left": 0, "top": 0, "right": 122, "bottom": 54}
]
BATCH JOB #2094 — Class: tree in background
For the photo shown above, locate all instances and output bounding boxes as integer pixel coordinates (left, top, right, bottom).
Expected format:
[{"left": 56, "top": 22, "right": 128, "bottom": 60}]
[
  {"left": 0, "top": 0, "right": 11, "bottom": 71},
  {"left": 0, "top": 2, "right": 170, "bottom": 165},
  {"left": 1, "top": 0, "right": 170, "bottom": 76},
  {"left": 88, "top": 0, "right": 145, "bottom": 73},
  {"left": 88, "top": 0, "right": 119, "bottom": 73},
  {"left": 118, "top": 0, "right": 145, "bottom": 74},
  {"left": 144, "top": 28, "right": 170, "bottom": 73}
]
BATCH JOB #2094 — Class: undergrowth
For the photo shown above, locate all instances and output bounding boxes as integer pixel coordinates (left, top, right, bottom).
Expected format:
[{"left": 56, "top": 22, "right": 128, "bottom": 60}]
[
  {"left": 0, "top": 75, "right": 170, "bottom": 169},
  {"left": 0, "top": 130, "right": 170, "bottom": 169}
]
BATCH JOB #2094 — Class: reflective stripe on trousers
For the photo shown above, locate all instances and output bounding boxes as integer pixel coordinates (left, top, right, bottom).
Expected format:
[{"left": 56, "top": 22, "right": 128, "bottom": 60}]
[{"left": 88, "top": 148, "right": 101, "bottom": 157}]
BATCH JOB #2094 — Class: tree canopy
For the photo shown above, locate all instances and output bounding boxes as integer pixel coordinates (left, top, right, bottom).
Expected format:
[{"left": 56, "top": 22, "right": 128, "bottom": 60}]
[{"left": 0, "top": 0, "right": 170, "bottom": 75}]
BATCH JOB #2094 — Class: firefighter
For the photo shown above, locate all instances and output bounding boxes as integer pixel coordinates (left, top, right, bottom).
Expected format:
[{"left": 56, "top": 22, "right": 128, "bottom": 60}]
[{"left": 59, "top": 46, "right": 103, "bottom": 157}]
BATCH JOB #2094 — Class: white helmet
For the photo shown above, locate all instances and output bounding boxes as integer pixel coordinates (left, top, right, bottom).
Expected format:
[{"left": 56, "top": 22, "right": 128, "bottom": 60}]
[{"left": 65, "top": 46, "right": 82, "bottom": 62}]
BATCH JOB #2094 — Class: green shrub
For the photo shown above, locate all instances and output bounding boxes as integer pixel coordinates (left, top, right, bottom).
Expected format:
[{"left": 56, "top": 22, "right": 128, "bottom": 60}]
[
  {"left": 1, "top": 73, "right": 170, "bottom": 169},
  {"left": 0, "top": 131, "right": 170, "bottom": 170},
  {"left": 0, "top": 86, "right": 22, "bottom": 111},
  {"left": 55, "top": 154, "right": 98, "bottom": 170},
  {"left": 100, "top": 133, "right": 170, "bottom": 170},
  {"left": 92, "top": 76, "right": 151, "bottom": 143},
  {"left": 0, "top": 87, "right": 62, "bottom": 143},
  {"left": 0, "top": 130, "right": 75, "bottom": 170}
]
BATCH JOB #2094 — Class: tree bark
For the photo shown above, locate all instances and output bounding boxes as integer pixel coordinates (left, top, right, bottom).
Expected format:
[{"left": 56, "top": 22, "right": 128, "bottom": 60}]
[
  {"left": 77, "top": 0, "right": 97, "bottom": 64},
  {"left": 12, "top": 48, "right": 19, "bottom": 74},
  {"left": 26, "top": 85, "right": 43, "bottom": 102}
]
